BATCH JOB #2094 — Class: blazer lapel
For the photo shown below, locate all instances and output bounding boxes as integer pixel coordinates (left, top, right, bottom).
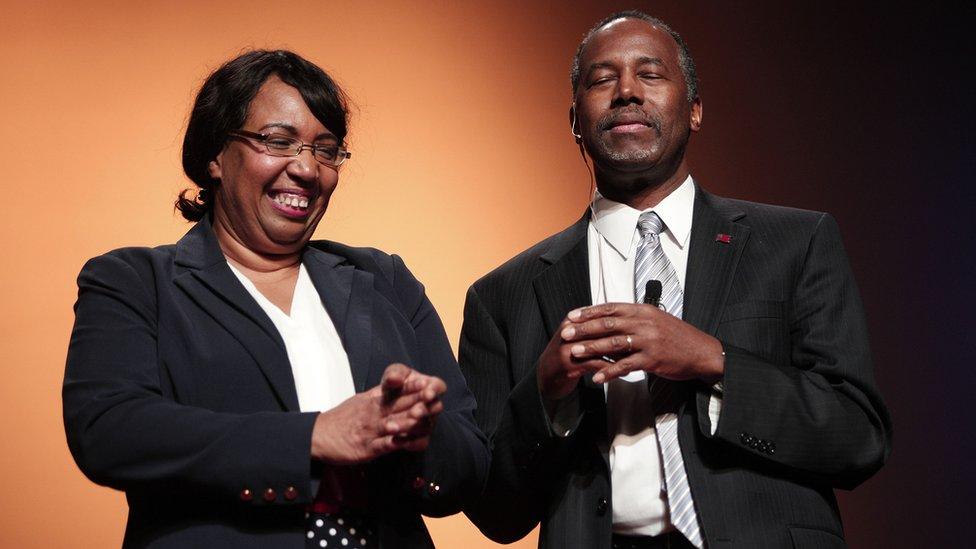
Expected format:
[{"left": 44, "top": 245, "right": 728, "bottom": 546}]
[
  {"left": 304, "top": 247, "right": 374, "bottom": 393},
  {"left": 683, "top": 188, "right": 750, "bottom": 336},
  {"left": 172, "top": 220, "right": 300, "bottom": 410}
]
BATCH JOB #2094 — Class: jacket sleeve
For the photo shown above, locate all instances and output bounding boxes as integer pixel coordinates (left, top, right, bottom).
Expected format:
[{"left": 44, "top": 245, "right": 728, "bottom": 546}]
[
  {"left": 458, "top": 284, "right": 577, "bottom": 543},
  {"left": 63, "top": 253, "right": 319, "bottom": 505},
  {"left": 701, "top": 213, "right": 893, "bottom": 489},
  {"left": 387, "top": 255, "right": 490, "bottom": 518}
]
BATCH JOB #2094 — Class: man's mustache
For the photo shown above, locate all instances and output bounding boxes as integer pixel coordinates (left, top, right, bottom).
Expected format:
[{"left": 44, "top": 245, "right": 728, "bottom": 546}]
[{"left": 596, "top": 108, "right": 662, "bottom": 133}]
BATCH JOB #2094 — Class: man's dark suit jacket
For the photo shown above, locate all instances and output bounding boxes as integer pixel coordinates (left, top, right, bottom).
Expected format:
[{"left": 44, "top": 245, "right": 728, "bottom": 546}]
[
  {"left": 63, "top": 218, "right": 488, "bottom": 548},
  {"left": 458, "top": 187, "right": 892, "bottom": 548}
]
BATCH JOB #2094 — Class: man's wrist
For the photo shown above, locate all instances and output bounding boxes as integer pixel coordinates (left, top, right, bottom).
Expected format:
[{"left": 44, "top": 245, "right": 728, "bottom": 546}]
[{"left": 698, "top": 338, "right": 726, "bottom": 385}]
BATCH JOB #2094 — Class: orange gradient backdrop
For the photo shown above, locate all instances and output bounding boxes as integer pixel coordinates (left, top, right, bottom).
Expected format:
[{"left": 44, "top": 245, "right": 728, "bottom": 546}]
[
  {"left": 0, "top": 0, "right": 629, "bottom": 546},
  {"left": 6, "top": 0, "right": 956, "bottom": 547}
]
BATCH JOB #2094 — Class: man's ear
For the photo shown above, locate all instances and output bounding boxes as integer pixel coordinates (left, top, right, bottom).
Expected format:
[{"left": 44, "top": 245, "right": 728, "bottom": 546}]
[{"left": 690, "top": 96, "right": 703, "bottom": 132}]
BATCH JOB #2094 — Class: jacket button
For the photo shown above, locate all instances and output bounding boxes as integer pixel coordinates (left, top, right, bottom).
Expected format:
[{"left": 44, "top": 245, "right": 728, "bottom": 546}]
[
  {"left": 239, "top": 488, "right": 253, "bottom": 502},
  {"left": 263, "top": 488, "right": 276, "bottom": 502},
  {"left": 739, "top": 432, "right": 751, "bottom": 444},
  {"left": 596, "top": 496, "right": 608, "bottom": 515},
  {"left": 283, "top": 486, "right": 298, "bottom": 501}
]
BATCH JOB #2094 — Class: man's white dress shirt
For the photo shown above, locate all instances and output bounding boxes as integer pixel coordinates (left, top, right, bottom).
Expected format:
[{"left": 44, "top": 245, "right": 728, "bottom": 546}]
[{"left": 585, "top": 176, "right": 722, "bottom": 536}]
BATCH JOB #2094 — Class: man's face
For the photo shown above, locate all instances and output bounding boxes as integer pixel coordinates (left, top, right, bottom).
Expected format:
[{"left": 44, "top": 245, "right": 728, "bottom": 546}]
[{"left": 574, "top": 18, "right": 701, "bottom": 178}]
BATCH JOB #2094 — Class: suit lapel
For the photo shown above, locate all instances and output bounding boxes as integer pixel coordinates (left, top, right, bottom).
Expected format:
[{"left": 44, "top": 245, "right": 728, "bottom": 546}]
[
  {"left": 683, "top": 188, "right": 750, "bottom": 336},
  {"left": 304, "top": 248, "right": 374, "bottom": 393},
  {"left": 173, "top": 220, "right": 300, "bottom": 410},
  {"left": 532, "top": 214, "right": 592, "bottom": 338}
]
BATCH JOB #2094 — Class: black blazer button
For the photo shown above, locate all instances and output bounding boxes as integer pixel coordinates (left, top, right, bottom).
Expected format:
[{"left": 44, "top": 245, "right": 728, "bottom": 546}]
[
  {"left": 596, "top": 496, "right": 608, "bottom": 515},
  {"left": 739, "top": 432, "right": 749, "bottom": 444}
]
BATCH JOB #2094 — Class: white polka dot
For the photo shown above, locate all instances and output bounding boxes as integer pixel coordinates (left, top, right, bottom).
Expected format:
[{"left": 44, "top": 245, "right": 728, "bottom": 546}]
[
  {"left": 319, "top": 540, "right": 328, "bottom": 548},
  {"left": 307, "top": 531, "right": 315, "bottom": 539},
  {"left": 360, "top": 539, "right": 367, "bottom": 546},
  {"left": 329, "top": 528, "right": 337, "bottom": 536},
  {"left": 305, "top": 512, "right": 310, "bottom": 519},
  {"left": 341, "top": 538, "right": 348, "bottom": 546},
  {"left": 349, "top": 527, "right": 356, "bottom": 535},
  {"left": 337, "top": 518, "right": 345, "bottom": 525},
  {"left": 315, "top": 519, "right": 324, "bottom": 527}
]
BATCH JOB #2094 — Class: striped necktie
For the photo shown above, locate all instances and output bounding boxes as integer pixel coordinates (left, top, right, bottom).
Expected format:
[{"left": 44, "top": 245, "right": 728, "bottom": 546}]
[{"left": 634, "top": 211, "right": 703, "bottom": 548}]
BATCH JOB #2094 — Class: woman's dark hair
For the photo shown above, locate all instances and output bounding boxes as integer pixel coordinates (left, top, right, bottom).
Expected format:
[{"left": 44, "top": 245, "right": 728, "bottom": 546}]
[{"left": 176, "top": 49, "right": 350, "bottom": 221}]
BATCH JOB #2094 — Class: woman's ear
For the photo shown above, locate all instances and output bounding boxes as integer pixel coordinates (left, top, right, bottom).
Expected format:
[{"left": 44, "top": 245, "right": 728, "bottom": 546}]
[{"left": 207, "top": 152, "right": 222, "bottom": 181}]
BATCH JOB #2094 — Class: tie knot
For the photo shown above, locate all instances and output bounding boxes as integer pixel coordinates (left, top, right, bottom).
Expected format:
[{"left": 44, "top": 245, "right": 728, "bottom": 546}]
[{"left": 637, "top": 211, "right": 664, "bottom": 237}]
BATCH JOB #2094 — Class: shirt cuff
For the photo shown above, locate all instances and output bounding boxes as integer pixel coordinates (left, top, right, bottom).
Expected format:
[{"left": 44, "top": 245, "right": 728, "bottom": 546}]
[{"left": 707, "top": 389, "right": 723, "bottom": 436}]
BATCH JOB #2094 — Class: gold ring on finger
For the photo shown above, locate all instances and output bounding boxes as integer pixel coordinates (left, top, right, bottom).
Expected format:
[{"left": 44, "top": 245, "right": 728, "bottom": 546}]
[{"left": 626, "top": 335, "right": 633, "bottom": 353}]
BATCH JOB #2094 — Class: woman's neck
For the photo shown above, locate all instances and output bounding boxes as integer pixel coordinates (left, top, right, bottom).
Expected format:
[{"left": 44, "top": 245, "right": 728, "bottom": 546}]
[{"left": 213, "top": 217, "right": 302, "bottom": 275}]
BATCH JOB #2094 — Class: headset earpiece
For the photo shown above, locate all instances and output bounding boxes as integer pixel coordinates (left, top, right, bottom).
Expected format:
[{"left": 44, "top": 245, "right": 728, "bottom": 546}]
[{"left": 570, "top": 103, "right": 582, "bottom": 143}]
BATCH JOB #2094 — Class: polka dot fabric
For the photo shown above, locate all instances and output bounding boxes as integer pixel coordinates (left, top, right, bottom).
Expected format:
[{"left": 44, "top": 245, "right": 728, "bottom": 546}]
[{"left": 305, "top": 511, "right": 375, "bottom": 548}]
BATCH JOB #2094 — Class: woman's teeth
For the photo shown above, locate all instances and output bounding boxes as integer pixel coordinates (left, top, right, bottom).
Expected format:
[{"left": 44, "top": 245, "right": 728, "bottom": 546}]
[{"left": 272, "top": 193, "right": 309, "bottom": 209}]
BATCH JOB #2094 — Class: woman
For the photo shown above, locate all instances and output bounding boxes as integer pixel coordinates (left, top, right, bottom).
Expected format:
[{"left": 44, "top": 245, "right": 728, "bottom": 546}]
[{"left": 63, "top": 50, "right": 488, "bottom": 548}]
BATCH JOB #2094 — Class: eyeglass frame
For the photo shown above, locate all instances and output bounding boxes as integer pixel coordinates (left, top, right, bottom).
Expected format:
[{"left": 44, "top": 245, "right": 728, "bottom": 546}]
[{"left": 226, "top": 129, "right": 352, "bottom": 168}]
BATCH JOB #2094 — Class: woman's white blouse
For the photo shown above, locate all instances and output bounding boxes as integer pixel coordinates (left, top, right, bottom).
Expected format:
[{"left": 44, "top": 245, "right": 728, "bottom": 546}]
[{"left": 228, "top": 262, "right": 355, "bottom": 413}]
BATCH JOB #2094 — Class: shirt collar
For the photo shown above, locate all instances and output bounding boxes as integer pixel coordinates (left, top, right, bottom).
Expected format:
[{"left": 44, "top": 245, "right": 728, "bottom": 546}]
[{"left": 591, "top": 175, "right": 695, "bottom": 259}]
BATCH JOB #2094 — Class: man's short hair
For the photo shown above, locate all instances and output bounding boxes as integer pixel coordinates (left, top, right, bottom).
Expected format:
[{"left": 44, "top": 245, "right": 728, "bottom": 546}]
[{"left": 570, "top": 10, "right": 699, "bottom": 102}]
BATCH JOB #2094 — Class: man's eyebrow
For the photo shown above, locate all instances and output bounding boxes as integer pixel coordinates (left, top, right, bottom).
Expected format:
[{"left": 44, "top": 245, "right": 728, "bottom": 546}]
[
  {"left": 585, "top": 61, "right": 617, "bottom": 75},
  {"left": 635, "top": 56, "right": 666, "bottom": 68},
  {"left": 585, "top": 56, "right": 666, "bottom": 77}
]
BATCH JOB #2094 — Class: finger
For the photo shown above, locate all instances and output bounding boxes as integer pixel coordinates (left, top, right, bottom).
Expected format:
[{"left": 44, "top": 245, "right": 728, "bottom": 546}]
[
  {"left": 561, "top": 315, "right": 633, "bottom": 342},
  {"left": 566, "top": 302, "right": 637, "bottom": 323},
  {"left": 591, "top": 359, "right": 641, "bottom": 384},
  {"left": 409, "top": 400, "right": 428, "bottom": 419},
  {"left": 401, "top": 374, "right": 429, "bottom": 396},
  {"left": 381, "top": 363, "right": 412, "bottom": 401},
  {"left": 568, "top": 334, "right": 637, "bottom": 359},
  {"left": 564, "top": 357, "right": 615, "bottom": 377},
  {"left": 396, "top": 417, "right": 435, "bottom": 441},
  {"left": 421, "top": 377, "right": 446, "bottom": 402},
  {"left": 382, "top": 389, "right": 429, "bottom": 414},
  {"left": 382, "top": 401, "right": 435, "bottom": 434},
  {"left": 382, "top": 414, "right": 422, "bottom": 435},
  {"left": 425, "top": 399, "right": 444, "bottom": 416}
]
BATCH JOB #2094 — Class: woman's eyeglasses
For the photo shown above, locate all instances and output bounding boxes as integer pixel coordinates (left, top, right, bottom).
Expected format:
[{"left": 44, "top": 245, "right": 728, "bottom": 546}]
[{"left": 228, "top": 130, "right": 351, "bottom": 169}]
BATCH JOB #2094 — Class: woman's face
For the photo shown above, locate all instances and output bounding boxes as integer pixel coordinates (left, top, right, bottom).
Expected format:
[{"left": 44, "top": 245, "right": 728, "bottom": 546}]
[{"left": 208, "top": 75, "right": 341, "bottom": 255}]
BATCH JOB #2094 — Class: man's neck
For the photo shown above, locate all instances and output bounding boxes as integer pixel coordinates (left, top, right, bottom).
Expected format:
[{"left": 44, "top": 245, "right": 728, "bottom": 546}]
[{"left": 595, "top": 162, "right": 690, "bottom": 211}]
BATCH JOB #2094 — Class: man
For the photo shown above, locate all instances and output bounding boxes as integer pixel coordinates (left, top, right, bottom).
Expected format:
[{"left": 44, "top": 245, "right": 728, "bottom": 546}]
[{"left": 459, "top": 11, "right": 891, "bottom": 549}]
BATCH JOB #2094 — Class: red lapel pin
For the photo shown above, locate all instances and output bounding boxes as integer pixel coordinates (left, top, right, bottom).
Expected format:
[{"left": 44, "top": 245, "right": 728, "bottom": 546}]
[{"left": 715, "top": 233, "right": 732, "bottom": 244}]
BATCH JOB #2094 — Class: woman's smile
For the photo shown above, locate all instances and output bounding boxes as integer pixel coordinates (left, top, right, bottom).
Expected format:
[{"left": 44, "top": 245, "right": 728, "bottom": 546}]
[{"left": 268, "top": 189, "right": 312, "bottom": 218}]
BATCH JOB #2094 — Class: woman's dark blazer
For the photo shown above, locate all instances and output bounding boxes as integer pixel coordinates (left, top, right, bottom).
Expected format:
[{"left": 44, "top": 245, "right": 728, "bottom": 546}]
[{"left": 63, "top": 218, "right": 489, "bottom": 548}]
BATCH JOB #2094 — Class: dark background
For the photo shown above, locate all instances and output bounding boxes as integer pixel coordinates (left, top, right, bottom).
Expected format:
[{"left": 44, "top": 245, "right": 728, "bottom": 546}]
[{"left": 594, "top": 2, "right": 973, "bottom": 546}]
